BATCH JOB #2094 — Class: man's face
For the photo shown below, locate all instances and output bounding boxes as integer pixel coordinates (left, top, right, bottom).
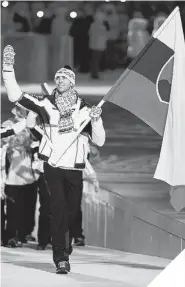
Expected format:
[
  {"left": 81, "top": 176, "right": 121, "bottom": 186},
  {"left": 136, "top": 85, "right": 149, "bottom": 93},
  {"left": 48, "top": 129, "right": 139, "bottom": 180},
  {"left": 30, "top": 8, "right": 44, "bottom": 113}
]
[{"left": 55, "top": 76, "right": 72, "bottom": 93}]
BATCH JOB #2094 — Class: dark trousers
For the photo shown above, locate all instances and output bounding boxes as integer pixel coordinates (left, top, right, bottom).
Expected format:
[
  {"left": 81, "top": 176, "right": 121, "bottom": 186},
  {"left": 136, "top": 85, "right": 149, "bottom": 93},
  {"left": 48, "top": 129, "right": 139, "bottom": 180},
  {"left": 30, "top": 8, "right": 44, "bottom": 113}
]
[
  {"left": 37, "top": 174, "right": 51, "bottom": 246},
  {"left": 90, "top": 50, "right": 103, "bottom": 78},
  {"left": 5, "top": 183, "right": 37, "bottom": 241},
  {"left": 44, "top": 163, "right": 83, "bottom": 266},
  {"left": 72, "top": 202, "right": 84, "bottom": 239},
  {"left": 106, "top": 40, "right": 117, "bottom": 70}
]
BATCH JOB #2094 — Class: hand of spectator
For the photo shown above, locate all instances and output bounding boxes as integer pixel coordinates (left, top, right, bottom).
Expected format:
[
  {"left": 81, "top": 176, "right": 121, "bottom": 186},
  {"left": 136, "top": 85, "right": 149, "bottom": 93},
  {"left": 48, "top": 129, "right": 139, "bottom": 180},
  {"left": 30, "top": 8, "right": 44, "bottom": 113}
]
[
  {"left": 3, "top": 45, "right": 15, "bottom": 71},
  {"left": 89, "top": 106, "right": 102, "bottom": 122},
  {"left": 13, "top": 119, "right": 26, "bottom": 134},
  {"left": 32, "top": 159, "right": 44, "bottom": 173}
]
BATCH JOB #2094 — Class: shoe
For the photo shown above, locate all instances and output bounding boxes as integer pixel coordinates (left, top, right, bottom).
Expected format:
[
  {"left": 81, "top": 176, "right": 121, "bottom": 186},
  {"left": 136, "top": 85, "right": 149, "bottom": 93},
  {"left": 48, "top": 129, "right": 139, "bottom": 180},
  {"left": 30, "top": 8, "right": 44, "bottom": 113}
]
[
  {"left": 74, "top": 237, "right": 85, "bottom": 246},
  {"left": 8, "top": 238, "right": 22, "bottom": 248},
  {"left": 37, "top": 244, "right": 46, "bottom": 250},
  {"left": 56, "top": 261, "right": 70, "bottom": 274}
]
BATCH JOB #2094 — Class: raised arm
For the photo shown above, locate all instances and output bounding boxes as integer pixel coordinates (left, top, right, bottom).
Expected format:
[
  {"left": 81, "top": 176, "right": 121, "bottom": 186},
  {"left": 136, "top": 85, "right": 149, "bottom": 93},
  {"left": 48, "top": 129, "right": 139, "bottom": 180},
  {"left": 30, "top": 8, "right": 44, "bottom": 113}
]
[
  {"left": 2, "top": 45, "right": 22, "bottom": 102},
  {"left": 2, "top": 45, "right": 49, "bottom": 122}
]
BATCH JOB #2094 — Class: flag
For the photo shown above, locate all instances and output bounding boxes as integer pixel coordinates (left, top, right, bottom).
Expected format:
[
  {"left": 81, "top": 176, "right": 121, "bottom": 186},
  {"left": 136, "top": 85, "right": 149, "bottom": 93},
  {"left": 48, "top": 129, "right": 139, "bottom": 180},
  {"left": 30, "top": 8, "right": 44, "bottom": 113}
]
[
  {"left": 103, "top": 7, "right": 185, "bottom": 211},
  {"left": 154, "top": 8, "right": 185, "bottom": 186},
  {"left": 103, "top": 7, "right": 180, "bottom": 136},
  {"left": 154, "top": 9, "right": 185, "bottom": 211}
]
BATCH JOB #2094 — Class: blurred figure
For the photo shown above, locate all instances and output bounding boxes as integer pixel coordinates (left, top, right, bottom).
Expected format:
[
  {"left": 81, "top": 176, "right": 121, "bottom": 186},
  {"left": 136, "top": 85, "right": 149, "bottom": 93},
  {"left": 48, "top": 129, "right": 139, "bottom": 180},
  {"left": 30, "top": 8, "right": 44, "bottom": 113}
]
[
  {"left": 117, "top": 4, "right": 130, "bottom": 66},
  {"left": 51, "top": 7, "right": 71, "bottom": 74},
  {"left": 89, "top": 10, "right": 108, "bottom": 79},
  {"left": 1, "top": 107, "right": 39, "bottom": 247},
  {"left": 104, "top": 4, "right": 120, "bottom": 70},
  {"left": 32, "top": 2, "right": 54, "bottom": 35},
  {"left": 12, "top": 2, "right": 32, "bottom": 32},
  {"left": 69, "top": 8, "right": 85, "bottom": 70},
  {"left": 82, "top": 3, "right": 94, "bottom": 73},
  {"left": 1, "top": 6, "right": 15, "bottom": 35},
  {"left": 51, "top": 7, "right": 71, "bottom": 36},
  {"left": 0, "top": 113, "right": 31, "bottom": 246},
  {"left": 70, "top": 3, "right": 93, "bottom": 73},
  {"left": 30, "top": 2, "right": 45, "bottom": 32},
  {"left": 127, "top": 11, "right": 150, "bottom": 60},
  {"left": 152, "top": 13, "right": 167, "bottom": 35},
  {"left": 1, "top": 141, "right": 8, "bottom": 246}
]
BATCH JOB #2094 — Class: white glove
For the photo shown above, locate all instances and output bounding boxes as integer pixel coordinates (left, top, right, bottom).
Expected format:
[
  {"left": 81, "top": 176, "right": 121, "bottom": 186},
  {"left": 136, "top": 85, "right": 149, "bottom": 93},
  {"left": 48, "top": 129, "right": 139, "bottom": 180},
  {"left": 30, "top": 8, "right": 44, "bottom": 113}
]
[
  {"left": 13, "top": 119, "right": 26, "bottom": 134},
  {"left": 89, "top": 106, "right": 102, "bottom": 122},
  {"left": 3, "top": 45, "right": 15, "bottom": 71},
  {"left": 32, "top": 160, "right": 44, "bottom": 173}
]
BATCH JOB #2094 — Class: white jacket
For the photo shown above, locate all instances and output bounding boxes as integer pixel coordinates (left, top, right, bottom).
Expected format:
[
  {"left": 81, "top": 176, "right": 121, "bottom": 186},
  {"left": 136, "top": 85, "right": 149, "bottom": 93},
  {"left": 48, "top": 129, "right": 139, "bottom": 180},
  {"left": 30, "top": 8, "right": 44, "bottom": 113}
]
[{"left": 2, "top": 69, "right": 106, "bottom": 170}]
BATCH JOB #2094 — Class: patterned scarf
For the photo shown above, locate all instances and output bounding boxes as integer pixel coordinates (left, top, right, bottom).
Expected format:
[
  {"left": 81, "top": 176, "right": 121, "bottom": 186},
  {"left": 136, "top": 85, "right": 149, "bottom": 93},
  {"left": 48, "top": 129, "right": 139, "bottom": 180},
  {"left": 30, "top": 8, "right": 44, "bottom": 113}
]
[{"left": 53, "top": 88, "right": 77, "bottom": 133}]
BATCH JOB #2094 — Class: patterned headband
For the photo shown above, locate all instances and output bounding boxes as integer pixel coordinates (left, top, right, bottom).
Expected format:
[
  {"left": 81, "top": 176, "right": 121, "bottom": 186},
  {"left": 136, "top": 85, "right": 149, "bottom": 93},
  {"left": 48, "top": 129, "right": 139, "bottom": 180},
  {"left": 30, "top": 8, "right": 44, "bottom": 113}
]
[{"left": 54, "top": 68, "right": 75, "bottom": 86}]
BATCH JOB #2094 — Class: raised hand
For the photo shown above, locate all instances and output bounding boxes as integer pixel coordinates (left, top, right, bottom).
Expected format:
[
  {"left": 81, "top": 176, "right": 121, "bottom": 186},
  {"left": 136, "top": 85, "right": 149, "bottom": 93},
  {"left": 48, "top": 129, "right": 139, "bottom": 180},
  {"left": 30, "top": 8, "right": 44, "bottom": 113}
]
[{"left": 3, "top": 45, "right": 15, "bottom": 71}]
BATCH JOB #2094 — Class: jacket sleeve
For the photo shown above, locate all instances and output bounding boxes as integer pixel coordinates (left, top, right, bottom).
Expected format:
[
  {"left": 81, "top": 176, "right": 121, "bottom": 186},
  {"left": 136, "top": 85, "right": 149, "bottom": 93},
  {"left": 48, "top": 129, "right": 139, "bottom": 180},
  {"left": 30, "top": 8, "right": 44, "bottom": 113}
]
[
  {"left": 0, "top": 119, "right": 26, "bottom": 138},
  {"left": 0, "top": 128, "right": 15, "bottom": 138},
  {"left": 91, "top": 117, "right": 106, "bottom": 147},
  {"left": 2, "top": 69, "right": 49, "bottom": 124},
  {"left": 2, "top": 69, "right": 22, "bottom": 102}
]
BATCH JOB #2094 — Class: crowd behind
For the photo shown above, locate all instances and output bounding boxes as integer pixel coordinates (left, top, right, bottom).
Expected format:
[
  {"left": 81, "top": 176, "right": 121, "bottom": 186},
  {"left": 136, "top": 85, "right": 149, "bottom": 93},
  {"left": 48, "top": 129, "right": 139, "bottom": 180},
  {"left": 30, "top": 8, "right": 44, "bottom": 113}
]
[{"left": 2, "top": 1, "right": 185, "bottom": 79}]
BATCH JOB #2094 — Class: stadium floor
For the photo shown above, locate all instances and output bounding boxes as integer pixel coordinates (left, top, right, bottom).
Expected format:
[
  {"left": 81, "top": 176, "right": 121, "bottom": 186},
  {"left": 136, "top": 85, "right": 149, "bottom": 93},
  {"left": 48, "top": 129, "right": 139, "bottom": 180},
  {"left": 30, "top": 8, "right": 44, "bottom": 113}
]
[{"left": 1, "top": 243, "right": 170, "bottom": 287}]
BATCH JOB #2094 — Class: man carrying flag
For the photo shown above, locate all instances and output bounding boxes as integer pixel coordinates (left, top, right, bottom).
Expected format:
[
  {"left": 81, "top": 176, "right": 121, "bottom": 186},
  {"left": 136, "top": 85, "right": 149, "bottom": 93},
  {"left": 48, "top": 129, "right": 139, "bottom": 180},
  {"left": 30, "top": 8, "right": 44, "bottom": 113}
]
[{"left": 2, "top": 48, "right": 106, "bottom": 274}]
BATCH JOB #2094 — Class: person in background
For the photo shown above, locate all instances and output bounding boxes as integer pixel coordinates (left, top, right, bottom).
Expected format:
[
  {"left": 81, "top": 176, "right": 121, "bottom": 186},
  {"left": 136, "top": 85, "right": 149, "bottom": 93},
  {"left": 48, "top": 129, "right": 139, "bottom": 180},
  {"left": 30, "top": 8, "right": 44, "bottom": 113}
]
[
  {"left": 127, "top": 10, "right": 150, "bottom": 60},
  {"left": 51, "top": 7, "right": 72, "bottom": 75},
  {"left": 1, "top": 108, "right": 39, "bottom": 247},
  {"left": 31, "top": 3, "right": 54, "bottom": 34},
  {"left": 69, "top": 8, "right": 86, "bottom": 71},
  {"left": 0, "top": 113, "right": 31, "bottom": 246},
  {"left": 152, "top": 12, "right": 167, "bottom": 35},
  {"left": 1, "top": 140, "right": 8, "bottom": 246},
  {"left": 89, "top": 10, "right": 108, "bottom": 79},
  {"left": 51, "top": 6, "right": 71, "bottom": 37},
  {"left": 104, "top": 3, "right": 120, "bottom": 70},
  {"left": 70, "top": 4, "right": 93, "bottom": 73},
  {"left": 12, "top": 2, "right": 32, "bottom": 32}
]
